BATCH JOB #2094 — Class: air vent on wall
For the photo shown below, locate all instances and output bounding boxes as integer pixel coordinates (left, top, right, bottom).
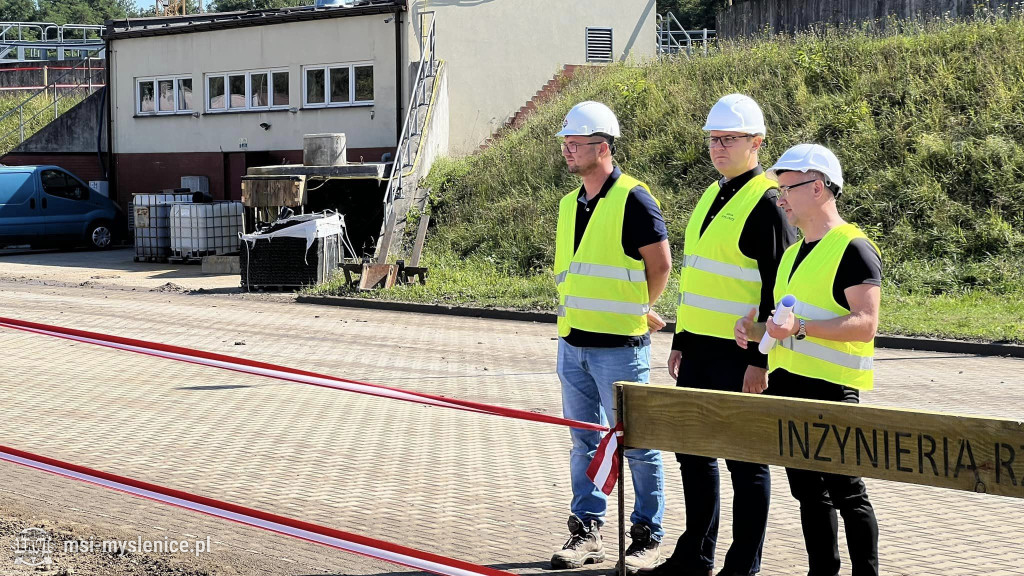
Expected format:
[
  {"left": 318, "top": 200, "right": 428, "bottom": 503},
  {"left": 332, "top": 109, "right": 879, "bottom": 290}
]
[{"left": 586, "top": 27, "right": 613, "bottom": 63}]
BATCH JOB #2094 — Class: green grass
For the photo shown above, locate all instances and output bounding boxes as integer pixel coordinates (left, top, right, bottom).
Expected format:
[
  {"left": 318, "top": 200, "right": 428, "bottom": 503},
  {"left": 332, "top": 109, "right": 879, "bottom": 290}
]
[
  {"left": 313, "top": 14, "right": 1024, "bottom": 344},
  {"left": 310, "top": 265, "right": 1024, "bottom": 343},
  {"left": 0, "top": 91, "right": 85, "bottom": 156}
]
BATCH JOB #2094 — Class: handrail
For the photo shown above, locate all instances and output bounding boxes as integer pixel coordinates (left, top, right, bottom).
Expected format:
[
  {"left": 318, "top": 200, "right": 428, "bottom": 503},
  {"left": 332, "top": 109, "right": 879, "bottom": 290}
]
[
  {"left": 0, "top": 49, "right": 105, "bottom": 151},
  {"left": 657, "top": 12, "right": 716, "bottom": 56},
  {"left": 0, "top": 22, "right": 104, "bottom": 44},
  {"left": 381, "top": 10, "right": 436, "bottom": 226}
]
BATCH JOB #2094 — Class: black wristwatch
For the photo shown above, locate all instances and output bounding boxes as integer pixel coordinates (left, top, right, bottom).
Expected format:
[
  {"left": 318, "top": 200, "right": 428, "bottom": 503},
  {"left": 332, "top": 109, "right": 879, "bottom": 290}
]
[{"left": 795, "top": 319, "right": 807, "bottom": 340}]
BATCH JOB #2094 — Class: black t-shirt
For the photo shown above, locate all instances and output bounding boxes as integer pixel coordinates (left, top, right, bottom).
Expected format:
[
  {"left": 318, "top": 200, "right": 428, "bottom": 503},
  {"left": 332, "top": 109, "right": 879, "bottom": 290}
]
[
  {"left": 789, "top": 236, "right": 882, "bottom": 310},
  {"left": 671, "top": 166, "right": 798, "bottom": 369},
  {"left": 770, "top": 233, "right": 882, "bottom": 394},
  {"left": 562, "top": 167, "right": 669, "bottom": 348}
]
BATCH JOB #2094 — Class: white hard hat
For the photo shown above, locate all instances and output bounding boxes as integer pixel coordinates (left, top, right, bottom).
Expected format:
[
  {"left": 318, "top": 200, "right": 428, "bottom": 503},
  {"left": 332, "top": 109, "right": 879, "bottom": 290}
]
[
  {"left": 556, "top": 101, "right": 621, "bottom": 138},
  {"left": 703, "top": 93, "right": 766, "bottom": 136},
  {"left": 767, "top": 143, "right": 845, "bottom": 194}
]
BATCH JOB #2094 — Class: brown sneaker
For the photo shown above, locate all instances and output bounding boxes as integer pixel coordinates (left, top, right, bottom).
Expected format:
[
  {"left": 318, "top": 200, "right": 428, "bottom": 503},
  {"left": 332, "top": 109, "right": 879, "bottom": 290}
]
[
  {"left": 551, "top": 515, "right": 606, "bottom": 569},
  {"left": 616, "top": 523, "right": 661, "bottom": 574}
]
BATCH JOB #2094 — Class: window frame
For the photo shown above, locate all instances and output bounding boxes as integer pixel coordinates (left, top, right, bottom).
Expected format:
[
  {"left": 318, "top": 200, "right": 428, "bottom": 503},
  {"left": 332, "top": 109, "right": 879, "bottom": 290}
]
[
  {"left": 302, "top": 62, "right": 374, "bottom": 109},
  {"left": 135, "top": 74, "right": 193, "bottom": 116},
  {"left": 40, "top": 169, "right": 90, "bottom": 201},
  {"left": 205, "top": 68, "right": 290, "bottom": 114}
]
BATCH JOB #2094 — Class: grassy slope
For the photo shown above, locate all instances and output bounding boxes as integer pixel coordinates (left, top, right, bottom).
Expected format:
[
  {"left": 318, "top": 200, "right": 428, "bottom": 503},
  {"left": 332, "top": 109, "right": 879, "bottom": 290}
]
[
  {"left": 0, "top": 93, "right": 85, "bottom": 156},
  {"left": 314, "top": 16, "right": 1024, "bottom": 343}
]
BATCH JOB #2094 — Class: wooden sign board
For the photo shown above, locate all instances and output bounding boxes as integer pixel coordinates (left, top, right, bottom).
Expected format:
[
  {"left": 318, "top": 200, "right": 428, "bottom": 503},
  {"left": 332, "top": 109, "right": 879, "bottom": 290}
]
[{"left": 618, "top": 383, "right": 1024, "bottom": 498}]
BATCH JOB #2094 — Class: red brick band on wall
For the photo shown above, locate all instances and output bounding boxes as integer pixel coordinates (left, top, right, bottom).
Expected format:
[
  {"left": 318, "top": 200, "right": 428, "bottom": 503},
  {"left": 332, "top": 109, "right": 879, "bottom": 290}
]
[
  {"left": 114, "top": 147, "right": 394, "bottom": 207},
  {"left": 1, "top": 153, "right": 107, "bottom": 185}
]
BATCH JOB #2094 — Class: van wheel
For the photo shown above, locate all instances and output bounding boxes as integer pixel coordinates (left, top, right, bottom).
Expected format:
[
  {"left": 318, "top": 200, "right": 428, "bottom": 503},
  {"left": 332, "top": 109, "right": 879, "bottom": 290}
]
[{"left": 88, "top": 222, "right": 114, "bottom": 250}]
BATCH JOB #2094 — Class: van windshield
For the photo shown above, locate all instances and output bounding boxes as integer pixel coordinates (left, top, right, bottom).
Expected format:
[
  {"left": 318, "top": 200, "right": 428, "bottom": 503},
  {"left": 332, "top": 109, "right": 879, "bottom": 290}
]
[{"left": 0, "top": 172, "right": 34, "bottom": 206}]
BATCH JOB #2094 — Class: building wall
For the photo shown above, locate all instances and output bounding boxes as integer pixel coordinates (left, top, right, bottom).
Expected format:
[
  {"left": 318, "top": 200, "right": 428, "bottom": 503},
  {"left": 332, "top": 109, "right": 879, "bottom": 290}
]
[
  {"left": 406, "top": 0, "right": 658, "bottom": 153},
  {"left": 0, "top": 153, "right": 106, "bottom": 185},
  {"left": 109, "top": 14, "right": 401, "bottom": 156}
]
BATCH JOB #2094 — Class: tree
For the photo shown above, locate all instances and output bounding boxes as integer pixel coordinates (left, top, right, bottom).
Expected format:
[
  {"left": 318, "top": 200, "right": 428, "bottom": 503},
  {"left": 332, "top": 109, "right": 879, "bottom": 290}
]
[
  {"left": 207, "top": 0, "right": 306, "bottom": 13},
  {"left": 0, "top": 0, "right": 39, "bottom": 22},
  {"left": 656, "top": 0, "right": 727, "bottom": 30},
  {"left": 34, "top": 0, "right": 135, "bottom": 24}
]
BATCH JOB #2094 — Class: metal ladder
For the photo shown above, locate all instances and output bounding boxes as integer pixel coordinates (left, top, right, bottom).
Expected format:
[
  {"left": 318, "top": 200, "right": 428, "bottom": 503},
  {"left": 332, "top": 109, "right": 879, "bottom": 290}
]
[{"left": 377, "top": 10, "right": 439, "bottom": 262}]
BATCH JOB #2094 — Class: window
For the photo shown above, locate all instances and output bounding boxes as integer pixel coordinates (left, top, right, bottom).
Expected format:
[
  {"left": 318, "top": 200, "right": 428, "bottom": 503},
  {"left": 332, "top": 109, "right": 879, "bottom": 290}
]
[
  {"left": 586, "top": 27, "right": 614, "bottom": 62},
  {"left": 228, "top": 74, "right": 246, "bottom": 109},
  {"left": 208, "top": 76, "right": 225, "bottom": 110},
  {"left": 303, "top": 62, "right": 373, "bottom": 108},
  {"left": 40, "top": 170, "right": 89, "bottom": 201},
  {"left": 206, "top": 69, "right": 289, "bottom": 113},
  {"left": 136, "top": 75, "right": 193, "bottom": 115}
]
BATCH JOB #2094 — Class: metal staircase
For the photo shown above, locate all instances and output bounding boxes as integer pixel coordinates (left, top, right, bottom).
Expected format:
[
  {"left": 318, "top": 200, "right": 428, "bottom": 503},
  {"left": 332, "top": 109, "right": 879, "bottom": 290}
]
[
  {"left": 0, "top": 49, "right": 105, "bottom": 155},
  {"left": 657, "top": 12, "right": 716, "bottom": 56},
  {"left": 376, "top": 10, "right": 441, "bottom": 263}
]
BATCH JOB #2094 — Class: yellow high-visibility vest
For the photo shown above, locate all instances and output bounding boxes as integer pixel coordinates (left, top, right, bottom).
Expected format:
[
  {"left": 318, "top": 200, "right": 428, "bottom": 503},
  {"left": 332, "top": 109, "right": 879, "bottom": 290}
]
[
  {"left": 769, "top": 223, "right": 879, "bottom": 390},
  {"left": 554, "top": 173, "right": 658, "bottom": 337},
  {"left": 675, "top": 174, "right": 775, "bottom": 340}
]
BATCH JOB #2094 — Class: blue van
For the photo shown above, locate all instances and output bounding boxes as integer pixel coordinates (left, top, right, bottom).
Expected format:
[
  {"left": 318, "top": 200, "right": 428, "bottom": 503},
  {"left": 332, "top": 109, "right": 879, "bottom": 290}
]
[{"left": 0, "top": 165, "right": 125, "bottom": 249}]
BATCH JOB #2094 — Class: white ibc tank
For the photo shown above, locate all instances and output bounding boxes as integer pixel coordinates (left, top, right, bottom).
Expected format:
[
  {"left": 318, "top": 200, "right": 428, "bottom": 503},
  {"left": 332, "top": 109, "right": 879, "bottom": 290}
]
[
  {"left": 169, "top": 202, "right": 244, "bottom": 257},
  {"left": 134, "top": 192, "right": 193, "bottom": 258}
]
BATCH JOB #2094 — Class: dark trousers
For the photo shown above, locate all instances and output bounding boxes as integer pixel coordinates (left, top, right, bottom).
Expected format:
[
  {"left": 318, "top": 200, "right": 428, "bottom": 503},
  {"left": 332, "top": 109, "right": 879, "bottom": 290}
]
[
  {"left": 769, "top": 374, "right": 879, "bottom": 576},
  {"left": 670, "top": 351, "right": 770, "bottom": 575}
]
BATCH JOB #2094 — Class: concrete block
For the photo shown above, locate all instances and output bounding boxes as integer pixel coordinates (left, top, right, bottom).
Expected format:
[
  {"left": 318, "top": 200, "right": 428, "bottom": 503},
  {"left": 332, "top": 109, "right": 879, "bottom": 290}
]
[{"left": 202, "top": 255, "right": 240, "bottom": 275}]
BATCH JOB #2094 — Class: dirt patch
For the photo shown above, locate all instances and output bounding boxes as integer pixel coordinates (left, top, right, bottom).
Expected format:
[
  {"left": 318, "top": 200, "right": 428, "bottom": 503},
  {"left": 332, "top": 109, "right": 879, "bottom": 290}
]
[{"left": 150, "top": 283, "right": 188, "bottom": 293}]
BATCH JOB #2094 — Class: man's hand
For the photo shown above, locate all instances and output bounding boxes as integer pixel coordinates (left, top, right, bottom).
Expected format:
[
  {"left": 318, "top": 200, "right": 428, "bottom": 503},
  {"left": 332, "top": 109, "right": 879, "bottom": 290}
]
[
  {"left": 742, "top": 365, "right": 769, "bottom": 394},
  {"left": 647, "top": 310, "right": 666, "bottom": 332},
  {"left": 766, "top": 309, "right": 798, "bottom": 340},
  {"left": 668, "top": 350, "right": 682, "bottom": 380},
  {"left": 734, "top": 307, "right": 757, "bottom": 349}
]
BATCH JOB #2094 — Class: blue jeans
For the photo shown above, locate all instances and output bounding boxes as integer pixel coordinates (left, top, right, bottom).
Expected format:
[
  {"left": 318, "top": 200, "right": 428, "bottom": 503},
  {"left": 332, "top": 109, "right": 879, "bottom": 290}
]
[{"left": 557, "top": 339, "right": 665, "bottom": 539}]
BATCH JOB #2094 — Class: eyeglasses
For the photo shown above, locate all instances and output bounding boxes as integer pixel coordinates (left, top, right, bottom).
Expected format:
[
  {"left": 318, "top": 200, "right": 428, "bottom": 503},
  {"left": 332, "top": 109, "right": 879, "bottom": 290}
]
[
  {"left": 705, "top": 135, "right": 754, "bottom": 149},
  {"left": 561, "top": 141, "right": 605, "bottom": 153},
  {"left": 776, "top": 179, "right": 818, "bottom": 198}
]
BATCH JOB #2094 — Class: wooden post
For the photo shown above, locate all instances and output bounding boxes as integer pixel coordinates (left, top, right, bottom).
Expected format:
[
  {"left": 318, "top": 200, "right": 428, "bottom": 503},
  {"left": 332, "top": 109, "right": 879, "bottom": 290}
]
[
  {"left": 376, "top": 210, "right": 398, "bottom": 264},
  {"left": 409, "top": 213, "right": 430, "bottom": 267},
  {"left": 616, "top": 383, "right": 626, "bottom": 576}
]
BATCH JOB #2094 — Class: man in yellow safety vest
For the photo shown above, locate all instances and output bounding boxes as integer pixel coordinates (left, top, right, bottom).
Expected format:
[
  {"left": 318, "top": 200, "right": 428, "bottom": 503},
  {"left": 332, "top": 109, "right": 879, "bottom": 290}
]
[
  {"left": 735, "top": 143, "right": 881, "bottom": 576},
  {"left": 647, "top": 94, "right": 796, "bottom": 576},
  {"left": 551, "top": 101, "right": 672, "bottom": 573}
]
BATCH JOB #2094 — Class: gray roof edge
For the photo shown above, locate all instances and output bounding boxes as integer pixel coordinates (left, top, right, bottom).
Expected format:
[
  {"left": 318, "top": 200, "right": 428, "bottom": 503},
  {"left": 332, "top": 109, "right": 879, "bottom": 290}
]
[{"left": 105, "top": 2, "right": 404, "bottom": 41}]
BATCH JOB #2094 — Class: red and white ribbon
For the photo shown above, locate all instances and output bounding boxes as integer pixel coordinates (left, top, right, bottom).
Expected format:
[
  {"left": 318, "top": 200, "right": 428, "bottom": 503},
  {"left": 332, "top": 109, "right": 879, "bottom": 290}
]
[
  {"left": 0, "top": 444, "right": 511, "bottom": 576},
  {"left": 0, "top": 316, "right": 606, "bottom": 432},
  {"left": 586, "top": 423, "right": 623, "bottom": 495}
]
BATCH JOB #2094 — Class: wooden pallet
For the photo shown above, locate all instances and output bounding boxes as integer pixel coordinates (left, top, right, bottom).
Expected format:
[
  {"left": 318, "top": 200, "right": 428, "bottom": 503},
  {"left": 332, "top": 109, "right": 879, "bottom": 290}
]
[{"left": 134, "top": 255, "right": 169, "bottom": 263}]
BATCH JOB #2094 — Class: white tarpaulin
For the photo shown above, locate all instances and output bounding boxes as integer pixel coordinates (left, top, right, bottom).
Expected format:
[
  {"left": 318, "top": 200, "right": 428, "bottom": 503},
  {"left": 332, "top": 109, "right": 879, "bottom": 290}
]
[{"left": 240, "top": 213, "right": 345, "bottom": 254}]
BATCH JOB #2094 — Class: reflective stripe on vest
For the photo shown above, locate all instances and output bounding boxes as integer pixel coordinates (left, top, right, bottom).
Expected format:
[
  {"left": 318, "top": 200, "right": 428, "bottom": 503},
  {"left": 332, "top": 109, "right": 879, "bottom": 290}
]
[
  {"left": 676, "top": 292, "right": 756, "bottom": 318},
  {"left": 567, "top": 262, "right": 647, "bottom": 283},
  {"left": 558, "top": 296, "right": 651, "bottom": 317},
  {"left": 792, "top": 301, "right": 840, "bottom": 321},
  {"left": 778, "top": 337, "right": 874, "bottom": 371},
  {"left": 683, "top": 254, "right": 761, "bottom": 283}
]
